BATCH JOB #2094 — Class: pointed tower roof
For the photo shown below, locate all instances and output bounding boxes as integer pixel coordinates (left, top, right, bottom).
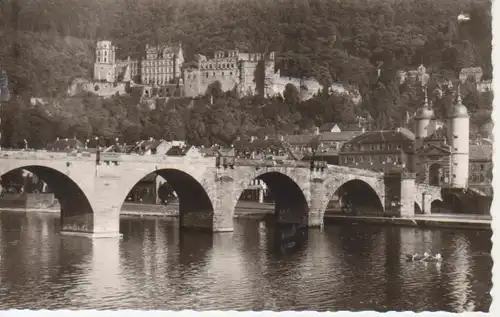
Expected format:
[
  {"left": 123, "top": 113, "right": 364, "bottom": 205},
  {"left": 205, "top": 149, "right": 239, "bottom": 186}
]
[
  {"left": 415, "top": 87, "right": 434, "bottom": 120},
  {"left": 448, "top": 85, "right": 469, "bottom": 118}
]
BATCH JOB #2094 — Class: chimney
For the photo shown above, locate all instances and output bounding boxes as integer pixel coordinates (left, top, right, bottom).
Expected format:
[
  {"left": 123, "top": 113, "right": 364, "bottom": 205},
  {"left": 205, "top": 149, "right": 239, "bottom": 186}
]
[{"left": 250, "top": 136, "right": 257, "bottom": 142}]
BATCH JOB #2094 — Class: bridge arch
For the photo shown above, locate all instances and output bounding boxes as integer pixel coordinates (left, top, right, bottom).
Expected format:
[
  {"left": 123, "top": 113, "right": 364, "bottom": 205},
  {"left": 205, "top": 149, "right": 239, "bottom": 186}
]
[
  {"left": 414, "top": 201, "right": 423, "bottom": 214},
  {"left": 442, "top": 192, "right": 464, "bottom": 213},
  {"left": 233, "top": 169, "right": 310, "bottom": 225},
  {"left": 431, "top": 199, "right": 445, "bottom": 213},
  {"left": 118, "top": 168, "right": 215, "bottom": 230},
  {"left": 0, "top": 165, "right": 94, "bottom": 233},
  {"left": 325, "top": 178, "right": 384, "bottom": 216}
]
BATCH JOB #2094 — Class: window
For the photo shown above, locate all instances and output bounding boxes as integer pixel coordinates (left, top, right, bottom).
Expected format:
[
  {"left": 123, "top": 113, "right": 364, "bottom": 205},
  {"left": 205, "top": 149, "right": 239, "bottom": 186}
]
[
  {"left": 222, "top": 72, "right": 225, "bottom": 76},
  {"left": 480, "top": 164, "right": 485, "bottom": 171},
  {"left": 230, "top": 72, "right": 233, "bottom": 76},
  {"left": 206, "top": 72, "right": 209, "bottom": 78}
]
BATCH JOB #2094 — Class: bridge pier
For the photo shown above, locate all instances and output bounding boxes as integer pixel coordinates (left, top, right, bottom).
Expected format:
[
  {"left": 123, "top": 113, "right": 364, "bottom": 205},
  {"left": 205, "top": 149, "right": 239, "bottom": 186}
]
[
  {"left": 384, "top": 171, "right": 416, "bottom": 218},
  {"left": 421, "top": 192, "right": 432, "bottom": 215},
  {"left": 59, "top": 206, "right": 122, "bottom": 238},
  {"left": 180, "top": 175, "right": 235, "bottom": 233},
  {"left": 307, "top": 180, "right": 329, "bottom": 228}
]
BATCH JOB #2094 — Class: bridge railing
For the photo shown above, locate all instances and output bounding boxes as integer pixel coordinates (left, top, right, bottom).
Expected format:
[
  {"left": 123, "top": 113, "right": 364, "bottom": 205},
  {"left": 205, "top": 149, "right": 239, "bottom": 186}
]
[{"left": 0, "top": 149, "right": 96, "bottom": 161}]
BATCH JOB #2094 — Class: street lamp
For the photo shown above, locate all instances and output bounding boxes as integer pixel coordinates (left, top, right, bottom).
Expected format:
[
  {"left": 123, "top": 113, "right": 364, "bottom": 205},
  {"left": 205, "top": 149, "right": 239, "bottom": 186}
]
[{"left": 95, "top": 136, "right": 101, "bottom": 165}]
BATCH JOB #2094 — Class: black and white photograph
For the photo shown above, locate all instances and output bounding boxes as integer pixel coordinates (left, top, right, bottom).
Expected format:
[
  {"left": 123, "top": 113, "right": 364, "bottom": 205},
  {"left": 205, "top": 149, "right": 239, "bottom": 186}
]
[{"left": 0, "top": 0, "right": 495, "bottom": 314}]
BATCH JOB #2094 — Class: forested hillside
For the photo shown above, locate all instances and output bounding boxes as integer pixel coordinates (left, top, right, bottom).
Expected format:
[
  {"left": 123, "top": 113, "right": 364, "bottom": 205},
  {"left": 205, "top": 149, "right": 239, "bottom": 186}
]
[{"left": 0, "top": 0, "right": 493, "bottom": 148}]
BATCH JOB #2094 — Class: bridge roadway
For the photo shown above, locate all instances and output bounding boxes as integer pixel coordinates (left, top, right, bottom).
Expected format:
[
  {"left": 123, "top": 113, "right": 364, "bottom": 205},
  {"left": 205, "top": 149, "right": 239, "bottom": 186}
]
[{"left": 0, "top": 150, "right": 442, "bottom": 238}]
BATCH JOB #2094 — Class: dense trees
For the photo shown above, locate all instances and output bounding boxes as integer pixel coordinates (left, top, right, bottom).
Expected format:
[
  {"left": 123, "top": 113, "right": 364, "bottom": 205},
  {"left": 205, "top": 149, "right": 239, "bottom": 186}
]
[{"left": 0, "top": 0, "right": 493, "bottom": 147}]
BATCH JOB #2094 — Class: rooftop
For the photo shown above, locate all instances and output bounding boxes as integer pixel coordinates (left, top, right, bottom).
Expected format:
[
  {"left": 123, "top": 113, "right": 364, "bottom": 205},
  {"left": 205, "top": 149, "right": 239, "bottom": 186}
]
[
  {"left": 319, "top": 131, "right": 364, "bottom": 142},
  {"left": 470, "top": 144, "right": 492, "bottom": 161},
  {"left": 346, "top": 128, "right": 415, "bottom": 145}
]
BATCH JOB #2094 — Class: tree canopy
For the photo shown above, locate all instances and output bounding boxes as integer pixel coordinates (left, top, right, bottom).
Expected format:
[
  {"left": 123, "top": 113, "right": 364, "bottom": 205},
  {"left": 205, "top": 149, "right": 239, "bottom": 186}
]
[{"left": 0, "top": 0, "right": 492, "bottom": 147}]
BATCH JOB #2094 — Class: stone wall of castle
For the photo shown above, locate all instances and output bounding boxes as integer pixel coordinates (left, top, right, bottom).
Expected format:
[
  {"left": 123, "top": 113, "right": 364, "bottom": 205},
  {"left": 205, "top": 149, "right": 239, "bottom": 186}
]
[
  {"left": 68, "top": 79, "right": 127, "bottom": 98},
  {"left": 183, "top": 50, "right": 274, "bottom": 98}
]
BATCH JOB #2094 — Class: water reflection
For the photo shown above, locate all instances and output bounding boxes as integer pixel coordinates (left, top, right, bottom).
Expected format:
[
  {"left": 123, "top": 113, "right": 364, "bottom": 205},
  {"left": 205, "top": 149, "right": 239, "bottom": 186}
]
[{"left": 0, "top": 211, "right": 492, "bottom": 312}]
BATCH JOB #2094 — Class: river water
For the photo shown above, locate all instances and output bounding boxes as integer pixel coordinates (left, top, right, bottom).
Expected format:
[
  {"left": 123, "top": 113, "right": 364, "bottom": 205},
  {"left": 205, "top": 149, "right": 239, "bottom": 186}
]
[{"left": 0, "top": 211, "right": 492, "bottom": 312}]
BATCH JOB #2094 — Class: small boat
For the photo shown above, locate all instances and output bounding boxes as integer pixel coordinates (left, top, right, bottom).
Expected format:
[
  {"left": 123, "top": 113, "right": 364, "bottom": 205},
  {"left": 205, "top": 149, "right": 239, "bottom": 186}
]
[{"left": 405, "top": 253, "right": 442, "bottom": 262}]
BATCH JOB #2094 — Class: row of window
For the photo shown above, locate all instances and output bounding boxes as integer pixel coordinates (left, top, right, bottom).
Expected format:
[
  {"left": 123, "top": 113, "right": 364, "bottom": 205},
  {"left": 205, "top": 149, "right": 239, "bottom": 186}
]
[
  {"left": 96, "top": 57, "right": 110, "bottom": 63},
  {"left": 146, "top": 53, "right": 174, "bottom": 60},
  {"left": 143, "top": 67, "right": 174, "bottom": 74},
  {"left": 341, "top": 155, "right": 402, "bottom": 164},
  {"left": 143, "top": 59, "right": 175, "bottom": 66},
  {"left": 343, "top": 143, "right": 404, "bottom": 151},
  {"left": 201, "top": 71, "right": 235, "bottom": 78},
  {"left": 469, "top": 174, "right": 487, "bottom": 182},
  {"left": 97, "top": 51, "right": 109, "bottom": 56},
  {"left": 215, "top": 51, "right": 238, "bottom": 58},
  {"left": 470, "top": 163, "right": 487, "bottom": 172},
  {"left": 143, "top": 77, "right": 174, "bottom": 85},
  {"left": 201, "top": 63, "right": 237, "bottom": 70}
]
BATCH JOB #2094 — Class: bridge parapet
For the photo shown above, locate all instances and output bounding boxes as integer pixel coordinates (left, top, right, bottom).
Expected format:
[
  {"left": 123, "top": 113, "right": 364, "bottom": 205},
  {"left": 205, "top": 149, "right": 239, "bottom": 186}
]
[
  {"left": 0, "top": 150, "right": 95, "bottom": 162},
  {"left": 327, "top": 164, "right": 383, "bottom": 178}
]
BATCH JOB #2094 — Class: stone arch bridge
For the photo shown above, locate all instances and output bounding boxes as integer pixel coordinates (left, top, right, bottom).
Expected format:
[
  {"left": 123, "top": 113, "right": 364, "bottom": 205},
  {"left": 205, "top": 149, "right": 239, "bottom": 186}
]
[{"left": 0, "top": 150, "right": 438, "bottom": 238}]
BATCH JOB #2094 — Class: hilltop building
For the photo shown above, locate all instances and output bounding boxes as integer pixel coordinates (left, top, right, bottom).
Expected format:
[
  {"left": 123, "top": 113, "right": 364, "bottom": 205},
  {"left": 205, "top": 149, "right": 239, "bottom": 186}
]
[
  {"left": 183, "top": 50, "right": 276, "bottom": 98},
  {"left": 94, "top": 41, "right": 117, "bottom": 83},
  {"left": 141, "top": 43, "right": 184, "bottom": 86},
  {"left": 93, "top": 41, "right": 184, "bottom": 86},
  {"left": 91, "top": 41, "right": 357, "bottom": 101},
  {"left": 182, "top": 49, "right": 356, "bottom": 101}
]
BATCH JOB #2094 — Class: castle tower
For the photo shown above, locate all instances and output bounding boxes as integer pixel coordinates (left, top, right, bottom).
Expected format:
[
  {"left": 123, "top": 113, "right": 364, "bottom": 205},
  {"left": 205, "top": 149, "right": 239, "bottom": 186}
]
[
  {"left": 413, "top": 88, "right": 435, "bottom": 173},
  {"left": 446, "top": 86, "right": 470, "bottom": 188},
  {"left": 94, "top": 41, "right": 116, "bottom": 83},
  {"left": 414, "top": 88, "right": 435, "bottom": 149}
]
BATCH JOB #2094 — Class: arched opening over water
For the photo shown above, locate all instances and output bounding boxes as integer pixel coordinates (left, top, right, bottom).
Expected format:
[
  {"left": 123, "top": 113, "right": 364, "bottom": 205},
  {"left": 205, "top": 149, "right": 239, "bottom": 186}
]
[
  {"left": 428, "top": 163, "right": 443, "bottom": 186},
  {"left": 325, "top": 179, "right": 384, "bottom": 216},
  {"left": 234, "top": 171, "right": 309, "bottom": 225},
  {"left": 0, "top": 166, "right": 94, "bottom": 233},
  {"left": 442, "top": 193, "right": 464, "bottom": 214},
  {"left": 120, "top": 169, "right": 214, "bottom": 230},
  {"left": 431, "top": 199, "right": 445, "bottom": 213},
  {"left": 234, "top": 171, "right": 309, "bottom": 254},
  {"left": 414, "top": 202, "right": 423, "bottom": 214}
]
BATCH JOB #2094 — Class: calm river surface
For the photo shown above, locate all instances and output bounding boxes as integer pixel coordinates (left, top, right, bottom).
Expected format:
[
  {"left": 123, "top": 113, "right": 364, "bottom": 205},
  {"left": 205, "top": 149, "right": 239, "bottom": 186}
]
[{"left": 0, "top": 210, "right": 492, "bottom": 312}]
